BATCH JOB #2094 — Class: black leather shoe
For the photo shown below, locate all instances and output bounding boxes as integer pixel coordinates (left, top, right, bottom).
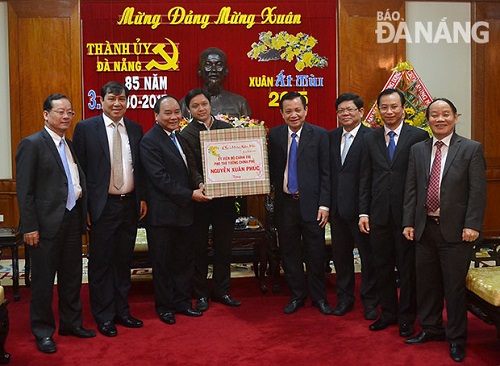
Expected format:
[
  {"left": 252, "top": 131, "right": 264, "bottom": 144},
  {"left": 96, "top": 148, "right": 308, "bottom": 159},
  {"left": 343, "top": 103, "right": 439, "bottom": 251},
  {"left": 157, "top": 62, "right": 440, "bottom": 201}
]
[
  {"left": 98, "top": 321, "right": 117, "bottom": 337},
  {"left": 212, "top": 295, "right": 241, "bottom": 307},
  {"left": 159, "top": 312, "right": 176, "bottom": 325},
  {"left": 332, "top": 302, "right": 354, "bottom": 316},
  {"left": 399, "top": 323, "right": 415, "bottom": 337},
  {"left": 36, "top": 336, "right": 57, "bottom": 354},
  {"left": 284, "top": 298, "right": 305, "bottom": 314},
  {"left": 180, "top": 308, "right": 203, "bottom": 317},
  {"left": 114, "top": 315, "right": 143, "bottom": 328},
  {"left": 364, "top": 306, "right": 378, "bottom": 320},
  {"left": 450, "top": 342, "right": 465, "bottom": 362},
  {"left": 196, "top": 297, "right": 209, "bottom": 312},
  {"left": 405, "top": 331, "right": 445, "bottom": 344},
  {"left": 59, "top": 326, "right": 96, "bottom": 338},
  {"left": 369, "top": 318, "right": 397, "bottom": 331},
  {"left": 314, "top": 299, "right": 333, "bottom": 315}
]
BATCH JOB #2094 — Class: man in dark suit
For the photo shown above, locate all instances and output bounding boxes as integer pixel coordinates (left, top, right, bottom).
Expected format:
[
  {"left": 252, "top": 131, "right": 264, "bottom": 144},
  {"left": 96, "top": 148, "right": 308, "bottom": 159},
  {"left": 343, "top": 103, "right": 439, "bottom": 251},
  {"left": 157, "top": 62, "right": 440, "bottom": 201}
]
[
  {"left": 268, "top": 91, "right": 332, "bottom": 315},
  {"left": 403, "top": 98, "right": 486, "bottom": 362},
  {"left": 329, "top": 93, "right": 378, "bottom": 319},
  {"left": 359, "top": 88, "right": 428, "bottom": 336},
  {"left": 73, "top": 82, "right": 147, "bottom": 337},
  {"left": 16, "top": 94, "right": 96, "bottom": 353},
  {"left": 141, "top": 96, "right": 211, "bottom": 325},
  {"left": 180, "top": 88, "right": 240, "bottom": 311}
]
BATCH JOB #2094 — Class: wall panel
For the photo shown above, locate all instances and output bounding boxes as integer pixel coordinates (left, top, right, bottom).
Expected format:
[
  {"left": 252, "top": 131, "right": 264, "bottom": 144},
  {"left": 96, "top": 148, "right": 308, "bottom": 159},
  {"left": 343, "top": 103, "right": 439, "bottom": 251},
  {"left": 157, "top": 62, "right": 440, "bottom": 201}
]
[
  {"left": 338, "top": 0, "right": 406, "bottom": 111},
  {"left": 473, "top": 2, "right": 500, "bottom": 236},
  {"left": 1, "top": 0, "right": 80, "bottom": 228}
]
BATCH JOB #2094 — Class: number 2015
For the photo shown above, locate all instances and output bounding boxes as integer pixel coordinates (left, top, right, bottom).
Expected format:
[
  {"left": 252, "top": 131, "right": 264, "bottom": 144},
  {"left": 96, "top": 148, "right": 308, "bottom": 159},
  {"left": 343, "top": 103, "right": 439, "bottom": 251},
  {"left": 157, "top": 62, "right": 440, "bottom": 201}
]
[{"left": 268, "top": 91, "right": 308, "bottom": 107}]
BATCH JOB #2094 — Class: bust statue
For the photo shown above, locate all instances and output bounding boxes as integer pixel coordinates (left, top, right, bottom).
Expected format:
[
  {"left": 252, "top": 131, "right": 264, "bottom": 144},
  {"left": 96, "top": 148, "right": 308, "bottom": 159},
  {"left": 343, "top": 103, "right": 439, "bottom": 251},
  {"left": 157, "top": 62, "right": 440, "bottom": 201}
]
[{"left": 182, "top": 47, "right": 251, "bottom": 119}]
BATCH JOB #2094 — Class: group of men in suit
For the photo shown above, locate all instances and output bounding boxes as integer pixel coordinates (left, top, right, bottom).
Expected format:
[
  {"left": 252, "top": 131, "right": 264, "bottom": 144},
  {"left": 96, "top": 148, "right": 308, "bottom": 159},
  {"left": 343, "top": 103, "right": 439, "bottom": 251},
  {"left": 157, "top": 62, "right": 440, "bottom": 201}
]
[
  {"left": 16, "top": 82, "right": 244, "bottom": 354},
  {"left": 16, "top": 82, "right": 150, "bottom": 353},
  {"left": 16, "top": 85, "right": 486, "bottom": 363},
  {"left": 268, "top": 89, "right": 486, "bottom": 363}
]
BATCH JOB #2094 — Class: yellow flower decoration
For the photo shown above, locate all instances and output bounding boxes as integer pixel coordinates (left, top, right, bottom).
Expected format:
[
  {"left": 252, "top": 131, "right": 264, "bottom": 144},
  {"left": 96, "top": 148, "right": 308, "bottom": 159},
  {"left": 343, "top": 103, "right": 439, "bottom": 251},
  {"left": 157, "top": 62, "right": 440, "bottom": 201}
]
[{"left": 247, "top": 31, "right": 328, "bottom": 71}]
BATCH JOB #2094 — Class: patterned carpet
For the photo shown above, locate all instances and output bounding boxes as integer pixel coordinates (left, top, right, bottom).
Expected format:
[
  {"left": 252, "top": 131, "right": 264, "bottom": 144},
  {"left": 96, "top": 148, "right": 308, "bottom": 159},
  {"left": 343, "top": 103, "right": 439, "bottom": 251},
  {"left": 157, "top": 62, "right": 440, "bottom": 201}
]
[{"left": 0, "top": 258, "right": 261, "bottom": 287}]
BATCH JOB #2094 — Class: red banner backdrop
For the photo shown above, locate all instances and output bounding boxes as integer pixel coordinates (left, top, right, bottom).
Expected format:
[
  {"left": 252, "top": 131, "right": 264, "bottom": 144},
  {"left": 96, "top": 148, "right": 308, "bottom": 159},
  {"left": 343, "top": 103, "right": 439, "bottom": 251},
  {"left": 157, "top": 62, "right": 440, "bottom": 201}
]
[{"left": 81, "top": 0, "right": 337, "bottom": 131}]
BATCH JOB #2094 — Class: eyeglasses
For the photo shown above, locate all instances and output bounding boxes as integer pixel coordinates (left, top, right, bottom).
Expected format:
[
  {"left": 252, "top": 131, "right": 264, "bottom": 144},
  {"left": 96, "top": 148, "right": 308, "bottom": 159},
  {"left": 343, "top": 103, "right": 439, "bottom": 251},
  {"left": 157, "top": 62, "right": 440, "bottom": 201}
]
[
  {"left": 378, "top": 105, "right": 402, "bottom": 112},
  {"left": 336, "top": 108, "right": 359, "bottom": 115},
  {"left": 50, "top": 109, "right": 75, "bottom": 117}
]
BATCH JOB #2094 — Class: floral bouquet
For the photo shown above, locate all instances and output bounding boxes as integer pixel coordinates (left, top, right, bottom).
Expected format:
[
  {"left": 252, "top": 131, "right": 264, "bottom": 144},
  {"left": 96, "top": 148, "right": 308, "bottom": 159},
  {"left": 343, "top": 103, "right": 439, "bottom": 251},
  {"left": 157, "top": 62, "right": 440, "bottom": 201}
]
[
  {"left": 214, "top": 114, "right": 266, "bottom": 129},
  {"left": 364, "top": 62, "right": 432, "bottom": 136}
]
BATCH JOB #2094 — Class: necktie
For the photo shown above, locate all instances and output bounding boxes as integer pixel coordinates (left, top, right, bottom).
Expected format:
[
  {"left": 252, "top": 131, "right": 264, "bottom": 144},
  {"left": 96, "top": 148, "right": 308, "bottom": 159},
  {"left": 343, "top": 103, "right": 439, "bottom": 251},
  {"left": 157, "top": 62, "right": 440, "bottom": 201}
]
[
  {"left": 171, "top": 131, "right": 181, "bottom": 152},
  {"left": 112, "top": 123, "right": 124, "bottom": 190},
  {"left": 426, "top": 141, "right": 444, "bottom": 213},
  {"left": 388, "top": 131, "right": 396, "bottom": 160},
  {"left": 58, "top": 139, "right": 76, "bottom": 210},
  {"left": 341, "top": 132, "right": 352, "bottom": 165},
  {"left": 287, "top": 133, "right": 298, "bottom": 194}
]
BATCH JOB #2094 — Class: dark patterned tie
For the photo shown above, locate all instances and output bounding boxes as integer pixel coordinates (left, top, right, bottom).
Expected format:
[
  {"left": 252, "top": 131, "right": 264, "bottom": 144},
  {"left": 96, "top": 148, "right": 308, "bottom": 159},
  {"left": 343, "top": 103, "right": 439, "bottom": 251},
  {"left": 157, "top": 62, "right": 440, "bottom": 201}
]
[{"left": 426, "top": 141, "right": 444, "bottom": 213}]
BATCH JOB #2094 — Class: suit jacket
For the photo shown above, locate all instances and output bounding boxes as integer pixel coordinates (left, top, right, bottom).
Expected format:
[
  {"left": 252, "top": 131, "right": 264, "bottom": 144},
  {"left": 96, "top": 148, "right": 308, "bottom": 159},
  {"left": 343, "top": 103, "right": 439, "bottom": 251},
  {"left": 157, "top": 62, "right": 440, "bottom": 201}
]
[
  {"left": 359, "top": 123, "right": 428, "bottom": 226},
  {"left": 72, "top": 115, "right": 144, "bottom": 223},
  {"left": 16, "top": 128, "right": 87, "bottom": 238},
  {"left": 268, "top": 122, "right": 330, "bottom": 222},
  {"left": 140, "top": 123, "right": 203, "bottom": 227},
  {"left": 329, "top": 124, "right": 371, "bottom": 221},
  {"left": 403, "top": 133, "right": 486, "bottom": 243}
]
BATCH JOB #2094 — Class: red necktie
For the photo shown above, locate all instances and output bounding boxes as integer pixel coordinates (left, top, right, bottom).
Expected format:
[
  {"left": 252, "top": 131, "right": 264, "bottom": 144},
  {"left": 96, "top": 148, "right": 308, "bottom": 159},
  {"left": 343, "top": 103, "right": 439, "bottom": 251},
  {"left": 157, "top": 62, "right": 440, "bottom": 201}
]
[{"left": 426, "top": 141, "right": 444, "bottom": 213}]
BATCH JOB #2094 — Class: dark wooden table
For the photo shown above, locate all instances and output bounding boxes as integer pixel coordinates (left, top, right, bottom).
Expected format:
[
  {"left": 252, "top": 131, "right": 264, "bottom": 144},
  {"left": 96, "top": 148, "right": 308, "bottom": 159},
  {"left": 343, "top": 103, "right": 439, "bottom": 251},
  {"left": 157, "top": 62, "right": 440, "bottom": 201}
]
[
  {"left": 208, "top": 221, "right": 278, "bottom": 293},
  {"left": 0, "top": 228, "right": 23, "bottom": 301}
]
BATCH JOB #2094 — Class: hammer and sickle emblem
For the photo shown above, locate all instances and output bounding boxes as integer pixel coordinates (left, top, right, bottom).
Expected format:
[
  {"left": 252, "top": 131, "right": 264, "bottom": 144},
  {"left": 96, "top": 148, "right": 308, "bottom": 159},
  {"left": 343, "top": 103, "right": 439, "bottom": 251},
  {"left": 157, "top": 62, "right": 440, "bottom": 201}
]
[{"left": 145, "top": 38, "right": 179, "bottom": 71}]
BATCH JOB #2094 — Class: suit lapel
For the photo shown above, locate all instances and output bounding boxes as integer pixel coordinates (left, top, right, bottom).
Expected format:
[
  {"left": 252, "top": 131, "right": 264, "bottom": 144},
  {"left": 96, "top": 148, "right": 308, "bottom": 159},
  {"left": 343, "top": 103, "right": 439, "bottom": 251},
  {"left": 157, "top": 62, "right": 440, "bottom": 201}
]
[
  {"left": 95, "top": 116, "right": 111, "bottom": 164},
  {"left": 278, "top": 124, "right": 288, "bottom": 156},
  {"left": 297, "top": 122, "right": 312, "bottom": 158},
  {"left": 41, "top": 129, "right": 65, "bottom": 174},
  {"left": 392, "top": 123, "right": 411, "bottom": 164},
  {"left": 423, "top": 138, "right": 432, "bottom": 182},
  {"left": 443, "top": 133, "right": 461, "bottom": 178},
  {"left": 374, "top": 128, "right": 391, "bottom": 165},
  {"left": 333, "top": 128, "right": 342, "bottom": 168},
  {"left": 156, "top": 124, "right": 185, "bottom": 167},
  {"left": 343, "top": 125, "right": 366, "bottom": 167}
]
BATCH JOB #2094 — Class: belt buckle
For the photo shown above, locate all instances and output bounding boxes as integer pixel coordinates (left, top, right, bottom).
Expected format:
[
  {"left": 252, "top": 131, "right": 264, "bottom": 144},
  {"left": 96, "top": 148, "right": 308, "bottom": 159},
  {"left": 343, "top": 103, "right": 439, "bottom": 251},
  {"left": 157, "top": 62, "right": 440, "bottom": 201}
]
[
  {"left": 119, "top": 194, "right": 126, "bottom": 200},
  {"left": 292, "top": 193, "right": 299, "bottom": 200},
  {"left": 429, "top": 216, "right": 440, "bottom": 225}
]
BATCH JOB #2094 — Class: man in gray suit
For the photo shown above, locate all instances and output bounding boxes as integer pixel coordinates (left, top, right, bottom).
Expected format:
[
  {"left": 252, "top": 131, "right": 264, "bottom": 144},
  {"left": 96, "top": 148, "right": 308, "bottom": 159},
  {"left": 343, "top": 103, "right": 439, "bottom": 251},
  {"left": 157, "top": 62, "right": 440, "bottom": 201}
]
[
  {"left": 16, "top": 94, "right": 95, "bottom": 354},
  {"left": 403, "top": 98, "right": 486, "bottom": 363},
  {"left": 268, "top": 91, "right": 332, "bottom": 315},
  {"left": 329, "top": 93, "right": 378, "bottom": 319}
]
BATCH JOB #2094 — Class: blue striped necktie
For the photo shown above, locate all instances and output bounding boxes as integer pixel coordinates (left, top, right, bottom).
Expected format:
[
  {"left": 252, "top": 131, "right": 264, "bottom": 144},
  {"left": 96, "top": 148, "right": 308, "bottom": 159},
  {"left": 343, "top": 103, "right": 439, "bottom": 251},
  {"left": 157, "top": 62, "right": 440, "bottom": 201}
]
[
  {"left": 388, "top": 131, "right": 396, "bottom": 160},
  {"left": 58, "top": 139, "right": 76, "bottom": 210},
  {"left": 287, "top": 133, "right": 298, "bottom": 194}
]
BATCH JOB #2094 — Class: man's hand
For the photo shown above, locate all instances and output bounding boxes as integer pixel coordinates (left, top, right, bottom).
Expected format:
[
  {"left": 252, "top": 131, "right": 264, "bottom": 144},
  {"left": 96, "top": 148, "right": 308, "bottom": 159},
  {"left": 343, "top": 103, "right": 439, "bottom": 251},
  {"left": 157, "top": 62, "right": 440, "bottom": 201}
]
[
  {"left": 192, "top": 188, "right": 212, "bottom": 202},
  {"left": 462, "top": 228, "right": 480, "bottom": 242},
  {"left": 24, "top": 231, "right": 39, "bottom": 247},
  {"left": 403, "top": 226, "right": 415, "bottom": 241},
  {"left": 317, "top": 208, "right": 329, "bottom": 228},
  {"left": 359, "top": 216, "right": 370, "bottom": 234},
  {"left": 139, "top": 200, "right": 148, "bottom": 221}
]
